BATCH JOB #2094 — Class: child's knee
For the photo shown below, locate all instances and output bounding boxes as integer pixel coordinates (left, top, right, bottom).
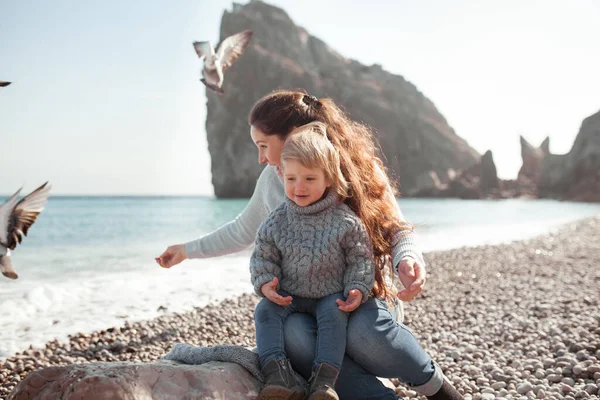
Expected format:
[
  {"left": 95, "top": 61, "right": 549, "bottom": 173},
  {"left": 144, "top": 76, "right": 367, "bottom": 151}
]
[
  {"left": 319, "top": 292, "right": 345, "bottom": 308},
  {"left": 254, "top": 297, "right": 281, "bottom": 324},
  {"left": 318, "top": 294, "right": 349, "bottom": 323}
]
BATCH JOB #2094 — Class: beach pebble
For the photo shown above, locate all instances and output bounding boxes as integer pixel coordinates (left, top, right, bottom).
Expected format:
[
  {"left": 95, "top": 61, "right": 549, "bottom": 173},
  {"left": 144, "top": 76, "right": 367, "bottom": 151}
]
[
  {"left": 588, "top": 365, "right": 600, "bottom": 374},
  {"left": 584, "top": 384, "right": 598, "bottom": 394},
  {"left": 547, "top": 374, "right": 563, "bottom": 383},
  {"left": 517, "top": 382, "right": 533, "bottom": 394}
]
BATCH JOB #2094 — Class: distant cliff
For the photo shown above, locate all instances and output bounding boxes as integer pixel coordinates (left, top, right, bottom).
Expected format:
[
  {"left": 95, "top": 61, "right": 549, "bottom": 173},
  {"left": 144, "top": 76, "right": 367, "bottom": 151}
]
[
  {"left": 538, "top": 109, "right": 600, "bottom": 202},
  {"left": 204, "top": 0, "right": 479, "bottom": 197},
  {"left": 409, "top": 112, "right": 600, "bottom": 202}
]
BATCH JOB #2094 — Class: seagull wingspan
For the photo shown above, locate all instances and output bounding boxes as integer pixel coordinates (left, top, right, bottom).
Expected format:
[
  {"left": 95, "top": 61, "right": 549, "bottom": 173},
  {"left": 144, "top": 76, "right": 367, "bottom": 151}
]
[
  {"left": 0, "top": 81, "right": 11, "bottom": 87},
  {"left": 0, "top": 188, "right": 22, "bottom": 245},
  {"left": 193, "top": 41, "right": 214, "bottom": 59},
  {"left": 216, "top": 29, "right": 253, "bottom": 71},
  {"left": 6, "top": 182, "right": 51, "bottom": 250}
]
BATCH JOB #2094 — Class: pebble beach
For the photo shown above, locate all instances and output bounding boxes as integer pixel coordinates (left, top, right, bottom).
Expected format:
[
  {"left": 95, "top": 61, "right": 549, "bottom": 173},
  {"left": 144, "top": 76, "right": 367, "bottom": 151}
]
[{"left": 1, "top": 216, "right": 599, "bottom": 400}]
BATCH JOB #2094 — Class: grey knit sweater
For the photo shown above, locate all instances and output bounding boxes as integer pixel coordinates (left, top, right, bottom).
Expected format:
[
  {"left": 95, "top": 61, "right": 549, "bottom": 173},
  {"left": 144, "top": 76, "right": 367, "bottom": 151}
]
[{"left": 250, "top": 189, "right": 375, "bottom": 300}]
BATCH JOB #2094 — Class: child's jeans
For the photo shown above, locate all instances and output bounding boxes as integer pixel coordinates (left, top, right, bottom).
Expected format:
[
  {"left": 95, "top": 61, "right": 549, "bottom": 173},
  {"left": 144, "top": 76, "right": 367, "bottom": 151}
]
[{"left": 254, "top": 291, "right": 348, "bottom": 370}]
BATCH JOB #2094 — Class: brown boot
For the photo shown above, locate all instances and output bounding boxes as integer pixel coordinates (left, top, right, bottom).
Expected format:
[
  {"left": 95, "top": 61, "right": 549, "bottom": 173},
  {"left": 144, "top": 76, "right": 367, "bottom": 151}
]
[
  {"left": 307, "top": 363, "right": 339, "bottom": 400},
  {"left": 259, "top": 358, "right": 306, "bottom": 400},
  {"left": 427, "top": 380, "right": 464, "bottom": 400}
]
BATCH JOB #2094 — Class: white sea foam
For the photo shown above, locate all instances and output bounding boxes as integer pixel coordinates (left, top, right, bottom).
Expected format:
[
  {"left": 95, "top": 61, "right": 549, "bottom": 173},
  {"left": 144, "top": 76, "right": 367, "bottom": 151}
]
[{"left": 0, "top": 251, "right": 254, "bottom": 358}]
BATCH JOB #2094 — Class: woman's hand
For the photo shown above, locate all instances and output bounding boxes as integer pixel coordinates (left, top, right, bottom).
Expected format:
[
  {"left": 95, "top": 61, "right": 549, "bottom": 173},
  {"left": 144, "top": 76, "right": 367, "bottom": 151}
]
[
  {"left": 155, "top": 244, "right": 187, "bottom": 268},
  {"left": 261, "top": 277, "right": 293, "bottom": 306},
  {"left": 336, "top": 289, "right": 363, "bottom": 312},
  {"left": 396, "top": 257, "right": 426, "bottom": 301}
]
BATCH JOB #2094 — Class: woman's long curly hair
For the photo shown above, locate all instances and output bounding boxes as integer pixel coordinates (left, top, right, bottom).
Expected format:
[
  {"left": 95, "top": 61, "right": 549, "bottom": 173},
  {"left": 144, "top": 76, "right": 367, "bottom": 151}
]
[{"left": 249, "top": 89, "right": 413, "bottom": 300}]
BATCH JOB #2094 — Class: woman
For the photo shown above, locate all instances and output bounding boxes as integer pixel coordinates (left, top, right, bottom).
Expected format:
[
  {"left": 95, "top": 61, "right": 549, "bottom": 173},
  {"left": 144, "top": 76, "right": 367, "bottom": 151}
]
[{"left": 156, "top": 90, "right": 463, "bottom": 400}]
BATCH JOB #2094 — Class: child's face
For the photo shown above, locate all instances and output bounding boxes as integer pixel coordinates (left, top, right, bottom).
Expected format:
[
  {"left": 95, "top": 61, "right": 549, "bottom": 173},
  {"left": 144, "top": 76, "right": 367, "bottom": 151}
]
[{"left": 282, "top": 159, "right": 332, "bottom": 207}]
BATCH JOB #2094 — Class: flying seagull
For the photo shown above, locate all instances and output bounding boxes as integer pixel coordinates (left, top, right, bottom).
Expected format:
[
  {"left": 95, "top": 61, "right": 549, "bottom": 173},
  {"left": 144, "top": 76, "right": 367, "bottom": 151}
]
[
  {"left": 193, "top": 29, "right": 253, "bottom": 94},
  {"left": 0, "top": 182, "right": 52, "bottom": 279},
  {"left": 0, "top": 81, "right": 11, "bottom": 87}
]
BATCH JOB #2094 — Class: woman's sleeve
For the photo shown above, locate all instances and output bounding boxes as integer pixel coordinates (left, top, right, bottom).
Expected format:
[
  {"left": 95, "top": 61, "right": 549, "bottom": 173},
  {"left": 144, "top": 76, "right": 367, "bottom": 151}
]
[
  {"left": 391, "top": 230, "right": 426, "bottom": 271},
  {"left": 373, "top": 163, "right": 427, "bottom": 269},
  {"left": 184, "top": 167, "right": 276, "bottom": 259}
]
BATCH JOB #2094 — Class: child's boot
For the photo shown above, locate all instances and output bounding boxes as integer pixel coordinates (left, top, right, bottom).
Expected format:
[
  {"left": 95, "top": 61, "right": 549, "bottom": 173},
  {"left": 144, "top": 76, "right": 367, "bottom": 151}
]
[
  {"left": 426, "top": 380, "right": 464, "bottom": 400},
  {"left": 307, "top": 362, "right": 339, "bottom": 400},
  {"left": 258, "top": 358, "right": 305, "bottom": 400}
]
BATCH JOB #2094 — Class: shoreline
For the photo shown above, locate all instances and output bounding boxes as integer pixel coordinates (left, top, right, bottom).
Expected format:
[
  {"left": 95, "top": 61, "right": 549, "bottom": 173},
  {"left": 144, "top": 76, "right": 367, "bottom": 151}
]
[
  {"left": 3, "top": 198, "right": 600, "bottom": 361},
  {"left": 1, "top": 216, "right": 599, "bottom": 398}
]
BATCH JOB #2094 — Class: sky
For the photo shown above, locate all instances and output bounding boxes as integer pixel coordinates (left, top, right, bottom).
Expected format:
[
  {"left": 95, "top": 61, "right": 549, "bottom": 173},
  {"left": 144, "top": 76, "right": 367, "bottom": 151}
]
[{"left": 1, "top": 0, "right": 599, "bottom": 195}]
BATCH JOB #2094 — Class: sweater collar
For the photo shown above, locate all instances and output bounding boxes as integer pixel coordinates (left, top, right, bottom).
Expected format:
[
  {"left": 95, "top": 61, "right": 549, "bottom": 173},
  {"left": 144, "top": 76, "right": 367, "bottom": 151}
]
[{"left": 286, "top": 189, "right": 340, "bottom": 215}]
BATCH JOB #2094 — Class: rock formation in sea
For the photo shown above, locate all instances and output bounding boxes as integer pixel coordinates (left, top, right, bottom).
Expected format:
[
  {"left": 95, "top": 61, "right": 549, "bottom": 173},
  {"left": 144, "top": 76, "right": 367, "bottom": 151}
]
[
  {"left": 518, "top": 136, "right": 550, "bottom": 183},
  {"left": 388, "top": 109, "right": 600, "bottom": 201},
  {"left": 204, "top": 0, "right": 480, "bottom": 197},
  {"left": 538, "top": 109, "right": 600, "bottom": 201}
]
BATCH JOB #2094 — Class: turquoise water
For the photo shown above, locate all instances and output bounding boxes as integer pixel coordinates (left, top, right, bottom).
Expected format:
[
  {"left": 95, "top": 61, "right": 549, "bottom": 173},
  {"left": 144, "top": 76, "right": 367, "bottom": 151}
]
[
  {"left": 9, "top": 195, "right": 600, "bottom": 254},
  {"left": 1, "top": 196, "right": 599, "bottom": 358}
]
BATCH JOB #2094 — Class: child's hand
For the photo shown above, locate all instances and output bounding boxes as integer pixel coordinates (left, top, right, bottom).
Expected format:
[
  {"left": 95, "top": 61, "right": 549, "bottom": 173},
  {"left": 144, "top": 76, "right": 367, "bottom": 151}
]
[
  {"left": 260, "top": 277, "right": 293, "bottom": 306},
  {"left": 336, "top": 289, "right": 363, "bottom": 312}
]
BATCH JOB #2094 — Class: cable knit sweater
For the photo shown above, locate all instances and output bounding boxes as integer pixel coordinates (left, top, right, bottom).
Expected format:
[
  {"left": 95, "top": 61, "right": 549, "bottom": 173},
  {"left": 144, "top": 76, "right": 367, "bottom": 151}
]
[{"left": 250, "top": 189, "right": 374, "bottom": 300}]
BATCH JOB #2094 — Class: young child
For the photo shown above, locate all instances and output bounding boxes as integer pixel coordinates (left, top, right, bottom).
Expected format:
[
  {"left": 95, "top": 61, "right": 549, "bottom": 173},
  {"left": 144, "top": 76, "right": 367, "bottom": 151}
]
[{"left": 250, "top": 121, "right": 375, "bottom": 400}]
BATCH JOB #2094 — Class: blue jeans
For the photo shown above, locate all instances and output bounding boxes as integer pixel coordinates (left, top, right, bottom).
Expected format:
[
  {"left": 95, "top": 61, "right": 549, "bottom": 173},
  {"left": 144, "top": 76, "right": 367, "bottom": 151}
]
[
  {"left": 255, "top": 292, "right": 348, "bottom": 370},
  {"left": 284, "top": 297, "right": 444, "bottom": 399}
]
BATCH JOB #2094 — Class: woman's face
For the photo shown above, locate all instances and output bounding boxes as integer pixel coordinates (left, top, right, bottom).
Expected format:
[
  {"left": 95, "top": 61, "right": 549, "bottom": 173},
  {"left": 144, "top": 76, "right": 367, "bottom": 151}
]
[{"left": 250, "top": 125, "right": 286, "bottom": 173}]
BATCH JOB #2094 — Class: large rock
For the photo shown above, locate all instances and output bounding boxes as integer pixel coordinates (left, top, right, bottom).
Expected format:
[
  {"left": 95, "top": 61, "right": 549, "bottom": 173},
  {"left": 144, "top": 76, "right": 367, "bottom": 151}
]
[
  {"left": 410, "top": 150, "right": 502, "bottom": 199},
  {"left": 517, "top": 135, "right": 549, "bottom": 184},
  {"left": 538, "top": 109, "right": 600, "bottom": 201},
  {"left": 206, "top": 0, "right": 479, "bottom": 197},
  {"left": 540, "top": 136, "right": 550, "bottom": 154},
  {"left": 8, "top": 360, "right": 262, "bottom": 400},
  {"left": 479, "top": 150, "right": 499, "bottom": 194}
]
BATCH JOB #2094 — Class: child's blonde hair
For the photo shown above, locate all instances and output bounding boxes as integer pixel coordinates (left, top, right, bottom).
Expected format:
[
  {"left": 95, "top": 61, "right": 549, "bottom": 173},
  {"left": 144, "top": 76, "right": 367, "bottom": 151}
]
[{"left": 281, "top": 121, "right": 349, "bottom": 199}]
